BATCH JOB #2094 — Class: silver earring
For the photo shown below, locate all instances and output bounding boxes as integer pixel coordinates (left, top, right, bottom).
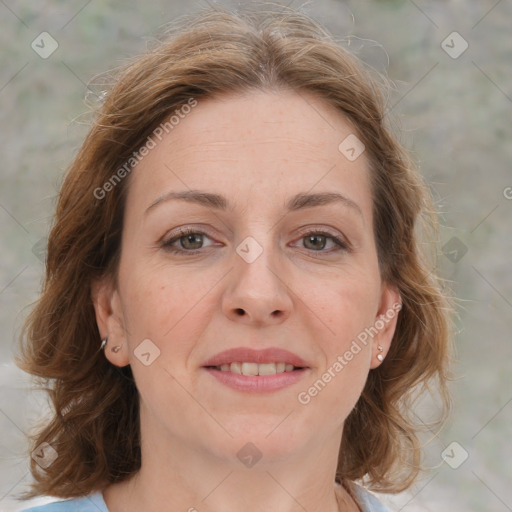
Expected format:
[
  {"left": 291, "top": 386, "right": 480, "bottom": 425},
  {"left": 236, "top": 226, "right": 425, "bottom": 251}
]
[
  {"left": 111, "top": 346, "right": 121, "bottom": 353},
  {"left": 377, "top": 345, "right": 384, "bottom": 362},
  {"left": 100, "top": 337, "right": 107, "bottom": 350}
]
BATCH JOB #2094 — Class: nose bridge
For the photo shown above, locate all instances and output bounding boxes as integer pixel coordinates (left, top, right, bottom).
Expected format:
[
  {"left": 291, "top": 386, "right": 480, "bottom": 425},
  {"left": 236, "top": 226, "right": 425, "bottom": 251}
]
[
  {"left": 222, "top": 227, "right": 292, "bottom": 325},
  {"left": 235, "top": 229, "right": 282, "bottom": 295}
]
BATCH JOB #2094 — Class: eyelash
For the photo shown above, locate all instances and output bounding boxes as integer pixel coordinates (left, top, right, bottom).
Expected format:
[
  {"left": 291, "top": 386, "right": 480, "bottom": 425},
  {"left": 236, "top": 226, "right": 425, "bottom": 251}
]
[{"left": 160, "top": 227, "right": 350, "bottom": 255}]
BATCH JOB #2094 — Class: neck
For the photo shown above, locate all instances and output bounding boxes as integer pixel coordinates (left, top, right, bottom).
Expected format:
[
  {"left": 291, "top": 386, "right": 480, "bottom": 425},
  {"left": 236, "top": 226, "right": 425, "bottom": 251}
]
[{"left": 104, "top": 477, "right": 360, "bottom": 512}]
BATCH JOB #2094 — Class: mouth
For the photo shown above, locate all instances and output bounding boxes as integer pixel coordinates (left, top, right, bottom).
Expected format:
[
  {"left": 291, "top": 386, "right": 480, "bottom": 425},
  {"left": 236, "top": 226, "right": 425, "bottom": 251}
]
[{"left": 201, "top": 347, "right": 310, "bottom": 393}]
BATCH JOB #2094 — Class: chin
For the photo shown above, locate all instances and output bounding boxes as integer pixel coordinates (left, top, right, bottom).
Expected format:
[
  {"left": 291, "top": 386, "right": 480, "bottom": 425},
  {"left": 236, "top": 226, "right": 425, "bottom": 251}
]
[{"left": 208, "top": 416, "right": 311, "bottom": 461}]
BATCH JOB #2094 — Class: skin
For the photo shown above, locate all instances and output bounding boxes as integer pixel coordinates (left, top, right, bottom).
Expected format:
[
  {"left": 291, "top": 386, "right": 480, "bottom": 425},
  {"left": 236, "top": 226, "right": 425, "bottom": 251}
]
[{"left": 93, "top": 88, "right": 400, "bottom": 512}]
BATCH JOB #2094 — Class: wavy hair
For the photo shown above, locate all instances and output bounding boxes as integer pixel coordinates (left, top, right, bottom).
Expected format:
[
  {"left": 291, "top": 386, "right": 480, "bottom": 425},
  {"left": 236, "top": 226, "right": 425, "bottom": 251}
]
[{"left": 16, "top": 5, "right": 452, "bottom": 499}]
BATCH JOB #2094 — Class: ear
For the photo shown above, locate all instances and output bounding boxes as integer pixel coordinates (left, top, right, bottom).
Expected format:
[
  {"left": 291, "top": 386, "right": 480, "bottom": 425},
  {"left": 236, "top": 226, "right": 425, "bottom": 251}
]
[
  {"left": 91, "top": 276, "right": 130, "bottom": 367},
  {"left": 370, "top": 282, "right": 402, "bottom": 369}
]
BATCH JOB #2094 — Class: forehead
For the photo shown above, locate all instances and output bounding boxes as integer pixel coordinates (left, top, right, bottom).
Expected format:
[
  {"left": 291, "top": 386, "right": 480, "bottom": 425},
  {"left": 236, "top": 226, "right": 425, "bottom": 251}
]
[{"left": 126, "top": 88, "right": 372, "bottom": 219}]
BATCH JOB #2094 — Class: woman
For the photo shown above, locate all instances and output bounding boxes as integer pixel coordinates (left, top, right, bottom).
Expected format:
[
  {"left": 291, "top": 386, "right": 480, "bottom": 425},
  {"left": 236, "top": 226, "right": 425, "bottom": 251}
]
[{"left": 16, "top": 5, "right": 452, "bottom": 512}]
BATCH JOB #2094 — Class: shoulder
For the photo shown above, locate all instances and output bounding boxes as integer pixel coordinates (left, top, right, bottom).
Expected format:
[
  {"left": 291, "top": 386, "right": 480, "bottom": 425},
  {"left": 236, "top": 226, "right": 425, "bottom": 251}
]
[
  {"left": 352, "top": 484, "right": 392, "bottom": 512},
  {"left": 19, "top": 492, "right": 108, "bottom": 512}
]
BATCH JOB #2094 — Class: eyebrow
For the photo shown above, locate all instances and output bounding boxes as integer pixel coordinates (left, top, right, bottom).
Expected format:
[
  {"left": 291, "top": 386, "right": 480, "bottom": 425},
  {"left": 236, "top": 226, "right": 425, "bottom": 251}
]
[{"left": 145, "top": 190, "right": 363, "bottom": 217}]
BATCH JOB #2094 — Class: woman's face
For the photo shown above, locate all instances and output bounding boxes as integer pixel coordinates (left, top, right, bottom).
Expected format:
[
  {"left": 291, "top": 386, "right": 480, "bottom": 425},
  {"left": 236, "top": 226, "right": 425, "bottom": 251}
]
[{"left": 94, "top": 89, "right": 399, "bottom": 467}]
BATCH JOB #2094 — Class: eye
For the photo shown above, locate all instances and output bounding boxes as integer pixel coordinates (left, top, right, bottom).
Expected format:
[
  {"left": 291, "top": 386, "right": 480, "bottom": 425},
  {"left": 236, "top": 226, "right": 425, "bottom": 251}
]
[
  {"left": 161, "top": 228, "right": 216, "bottom": 254},
  {"left": 160, "top": 227, "right": 350, "bottom": 255},
  {"left": 295, "top": 230, "right": 350, "bottom": 253}
]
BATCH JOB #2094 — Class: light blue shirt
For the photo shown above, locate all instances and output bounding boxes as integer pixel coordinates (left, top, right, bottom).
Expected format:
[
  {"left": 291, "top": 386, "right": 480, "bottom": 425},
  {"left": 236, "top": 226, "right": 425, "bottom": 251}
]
[{"left": 20, "top": 486, "right": 391, "bottom": 511}]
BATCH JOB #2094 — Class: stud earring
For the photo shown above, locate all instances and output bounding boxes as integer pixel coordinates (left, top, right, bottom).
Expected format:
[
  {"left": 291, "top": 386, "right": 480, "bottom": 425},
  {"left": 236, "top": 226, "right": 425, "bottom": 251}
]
[
  {"left": 377, "top": 345, "right": 384, "bottom": 362},
  {"left": 111, "top": 346, "right": 121, "bottom": 353}
]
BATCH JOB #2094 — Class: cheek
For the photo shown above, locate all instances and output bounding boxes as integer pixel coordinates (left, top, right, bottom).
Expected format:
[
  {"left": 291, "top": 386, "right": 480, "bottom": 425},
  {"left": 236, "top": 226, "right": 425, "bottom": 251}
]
[
  {"left": 119, "top": 268, "right": 211, "bottom": 406},
  {"left": 294, "top": 272, "right": 378, "bottom": 411},
  {"left": 298, "top": 268, "right": 380, "bottom": 344},
  {"left": 297, "top": 299, "right": 373, "bottom": 427},
  {"left": 118, "top": 261, "right": 217, "bottom": 355}
]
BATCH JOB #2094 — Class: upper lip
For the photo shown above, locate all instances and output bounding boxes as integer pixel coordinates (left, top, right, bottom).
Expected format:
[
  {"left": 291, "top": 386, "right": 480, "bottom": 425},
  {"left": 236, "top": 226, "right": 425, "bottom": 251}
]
[{"left": 202, "top": 347, "right": 310, "bottom": 368}]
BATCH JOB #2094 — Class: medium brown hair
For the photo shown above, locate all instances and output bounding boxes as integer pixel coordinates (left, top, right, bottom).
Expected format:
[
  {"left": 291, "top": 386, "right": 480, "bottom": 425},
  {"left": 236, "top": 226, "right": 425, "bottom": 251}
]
[{"left": 16, "top": 5, "right": 452, "bottom": 499}]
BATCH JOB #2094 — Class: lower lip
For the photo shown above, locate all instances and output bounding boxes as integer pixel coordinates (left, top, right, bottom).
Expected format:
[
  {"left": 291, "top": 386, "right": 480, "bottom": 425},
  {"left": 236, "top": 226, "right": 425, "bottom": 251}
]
[{"left": 203, "top": 368, "right": 309, "bottom": 393}]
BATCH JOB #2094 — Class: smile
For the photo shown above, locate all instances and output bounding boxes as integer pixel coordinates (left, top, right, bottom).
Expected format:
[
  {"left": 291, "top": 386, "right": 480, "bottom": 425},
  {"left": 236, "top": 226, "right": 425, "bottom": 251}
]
[{"left": 202, "top": 347, "right": 310, "bottom": 392}]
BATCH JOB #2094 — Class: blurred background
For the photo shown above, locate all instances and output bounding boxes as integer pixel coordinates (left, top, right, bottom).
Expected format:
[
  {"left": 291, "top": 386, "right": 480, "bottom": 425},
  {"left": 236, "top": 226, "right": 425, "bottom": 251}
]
[{"left": 0, "top": 1, "right": 511, "bottom": 511}]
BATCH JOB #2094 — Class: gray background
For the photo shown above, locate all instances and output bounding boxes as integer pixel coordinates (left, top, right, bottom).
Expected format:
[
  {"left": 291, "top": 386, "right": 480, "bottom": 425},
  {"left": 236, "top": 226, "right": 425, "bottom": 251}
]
[{"left": 1, "top": 1, "right": 511, "bottom": 511}]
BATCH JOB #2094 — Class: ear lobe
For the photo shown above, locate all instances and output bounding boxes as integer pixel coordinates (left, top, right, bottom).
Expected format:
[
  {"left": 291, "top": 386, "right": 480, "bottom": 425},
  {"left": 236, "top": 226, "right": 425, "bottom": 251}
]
[
  {"left": 91, "top": 277, "right": 130, "bottom": 367},
  {"left": 370, "top": 284, "right": 402, "bottom": 369}
]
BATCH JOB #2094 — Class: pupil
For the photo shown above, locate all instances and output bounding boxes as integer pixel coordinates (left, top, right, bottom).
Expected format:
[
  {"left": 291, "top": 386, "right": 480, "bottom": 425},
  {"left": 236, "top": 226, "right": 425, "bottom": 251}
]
[
  {"left": 183, "top": 234, "right": 202, "bottom": 249},
  {"left": 306, "top": 235, "right": 325, "bottom": 250}
]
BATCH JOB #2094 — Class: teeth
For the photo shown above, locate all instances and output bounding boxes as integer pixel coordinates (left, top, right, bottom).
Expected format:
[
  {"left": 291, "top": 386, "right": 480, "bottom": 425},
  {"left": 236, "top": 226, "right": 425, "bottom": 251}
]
[
  {"left": 241, "top": 362, "right": 259, "bottom": 375},
  {"left": 258, "top": 363, "right": 276, "bottom": 375},
  {"left": 216, "top": 362, "right": 298, "bottom": 375},
  {"left": 230, "top": 362, "right": 242, "bottom": 374}
]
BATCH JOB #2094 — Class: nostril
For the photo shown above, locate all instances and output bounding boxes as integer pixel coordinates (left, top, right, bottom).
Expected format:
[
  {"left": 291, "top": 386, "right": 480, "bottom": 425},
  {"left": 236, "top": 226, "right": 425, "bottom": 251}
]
[{"left": 235, "top": 308, "right": 245, "bottom": 316}]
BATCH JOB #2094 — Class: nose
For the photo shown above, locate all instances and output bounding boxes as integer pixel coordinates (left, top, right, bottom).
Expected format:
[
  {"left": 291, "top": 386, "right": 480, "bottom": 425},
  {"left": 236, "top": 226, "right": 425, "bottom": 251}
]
[{"left": 221, "top": 237, "right": 293, "bottom": 327}]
